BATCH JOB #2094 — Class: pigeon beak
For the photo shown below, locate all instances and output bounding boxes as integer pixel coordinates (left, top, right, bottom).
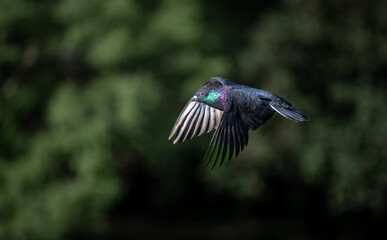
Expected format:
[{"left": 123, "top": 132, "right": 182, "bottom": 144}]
[{"left": 192, "top": 96, "right": 198, "bottom": 101}]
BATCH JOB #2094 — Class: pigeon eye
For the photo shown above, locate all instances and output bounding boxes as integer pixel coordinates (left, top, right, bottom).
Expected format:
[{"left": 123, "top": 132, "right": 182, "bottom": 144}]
[{"left": 200, "top": 92, "right": 204, "bottom": 96}]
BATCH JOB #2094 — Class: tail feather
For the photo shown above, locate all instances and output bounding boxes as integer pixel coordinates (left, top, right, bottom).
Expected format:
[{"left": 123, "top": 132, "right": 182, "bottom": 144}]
[{"left": 269, "top": 101, "right": 309, "bottom": 122}]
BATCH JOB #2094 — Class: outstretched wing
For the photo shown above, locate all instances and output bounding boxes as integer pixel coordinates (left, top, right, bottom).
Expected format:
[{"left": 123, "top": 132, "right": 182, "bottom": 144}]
[
  {"left": 168, "top": 96, "right": 223, "bottom": 144},
  {"left": 203, "top": 100, "right": 249, "bottom": 169},
  {"left": 168, "top": 78, "right": 230, "bottom": 143}
]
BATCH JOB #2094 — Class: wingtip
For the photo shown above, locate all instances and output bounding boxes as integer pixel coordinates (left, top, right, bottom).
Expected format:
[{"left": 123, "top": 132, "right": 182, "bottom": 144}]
[{"left": 168, "top": 130, "right": 176, "bottom": 140}]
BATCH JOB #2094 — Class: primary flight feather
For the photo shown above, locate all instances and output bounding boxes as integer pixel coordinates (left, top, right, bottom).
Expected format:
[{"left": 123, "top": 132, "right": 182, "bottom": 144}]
[{"left": 169, "top": 77, "right": 309, "bottom": 168}]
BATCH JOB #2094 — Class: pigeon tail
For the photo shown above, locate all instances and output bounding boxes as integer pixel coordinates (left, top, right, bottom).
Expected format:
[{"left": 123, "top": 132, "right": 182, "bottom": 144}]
[{"left": 269, "top": 101, "right": 309, "bottom": 122}]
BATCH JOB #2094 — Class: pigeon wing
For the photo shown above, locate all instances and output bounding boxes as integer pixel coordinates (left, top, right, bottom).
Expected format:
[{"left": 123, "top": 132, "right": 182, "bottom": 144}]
[
  {"left": 203, "top": 100, "right": 249, "bottom": 168},
  {"left": 168, "top": 97, "right": 223, "bottom": 144}
]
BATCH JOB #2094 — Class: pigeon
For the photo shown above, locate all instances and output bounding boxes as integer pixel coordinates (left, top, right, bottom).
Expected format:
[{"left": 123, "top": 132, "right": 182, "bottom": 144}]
[{"left": 169, "top": 77, "right": 309, "bottom": 168}]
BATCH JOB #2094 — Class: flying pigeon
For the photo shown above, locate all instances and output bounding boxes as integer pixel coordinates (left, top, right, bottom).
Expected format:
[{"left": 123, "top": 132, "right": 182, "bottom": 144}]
[{"left": 169, "top": 77, "right": 309, "bottom": 168}]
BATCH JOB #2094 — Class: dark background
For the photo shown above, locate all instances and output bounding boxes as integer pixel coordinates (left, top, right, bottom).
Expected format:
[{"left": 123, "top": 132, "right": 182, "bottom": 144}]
[{"left": 1, "top": 0, "right": 387, "bottom": 239}]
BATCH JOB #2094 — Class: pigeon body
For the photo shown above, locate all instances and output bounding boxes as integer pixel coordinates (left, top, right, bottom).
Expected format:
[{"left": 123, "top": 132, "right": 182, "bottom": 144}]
[{"left": 169, "top": 77, "right": 309, "bottom": 168}]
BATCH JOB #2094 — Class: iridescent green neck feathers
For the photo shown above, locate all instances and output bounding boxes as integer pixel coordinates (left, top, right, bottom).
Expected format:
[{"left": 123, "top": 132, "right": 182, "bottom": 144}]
[{"left": 205, "top": 90, "right": 221, "bottom": 103}]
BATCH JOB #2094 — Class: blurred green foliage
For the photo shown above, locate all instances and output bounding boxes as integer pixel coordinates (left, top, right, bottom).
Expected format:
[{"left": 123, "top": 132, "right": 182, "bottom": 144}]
[{"left": 1, "top": 0, "right": 387, "bottom": 239}]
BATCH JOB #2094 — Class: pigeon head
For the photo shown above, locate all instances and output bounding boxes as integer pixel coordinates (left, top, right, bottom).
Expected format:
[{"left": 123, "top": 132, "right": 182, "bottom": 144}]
[{"left": 194, "top": 88, "right": 228, "bottom": 110}]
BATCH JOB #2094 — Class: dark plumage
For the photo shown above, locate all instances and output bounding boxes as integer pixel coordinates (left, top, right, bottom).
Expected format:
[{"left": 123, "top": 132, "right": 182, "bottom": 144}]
[{"left": 169, "top": 77, "right": 310, "bottom": 168}]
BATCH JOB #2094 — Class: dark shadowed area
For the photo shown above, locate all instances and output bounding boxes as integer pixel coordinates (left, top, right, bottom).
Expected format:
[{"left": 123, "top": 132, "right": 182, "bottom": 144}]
[{"left": 1, "top": 0, "right": 386, "bottom": 239}]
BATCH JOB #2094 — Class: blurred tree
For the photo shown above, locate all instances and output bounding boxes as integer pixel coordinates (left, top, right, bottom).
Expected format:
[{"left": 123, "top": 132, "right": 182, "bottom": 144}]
[{"left": 0, "top": 0, "right": 386, "bottom": 239}]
